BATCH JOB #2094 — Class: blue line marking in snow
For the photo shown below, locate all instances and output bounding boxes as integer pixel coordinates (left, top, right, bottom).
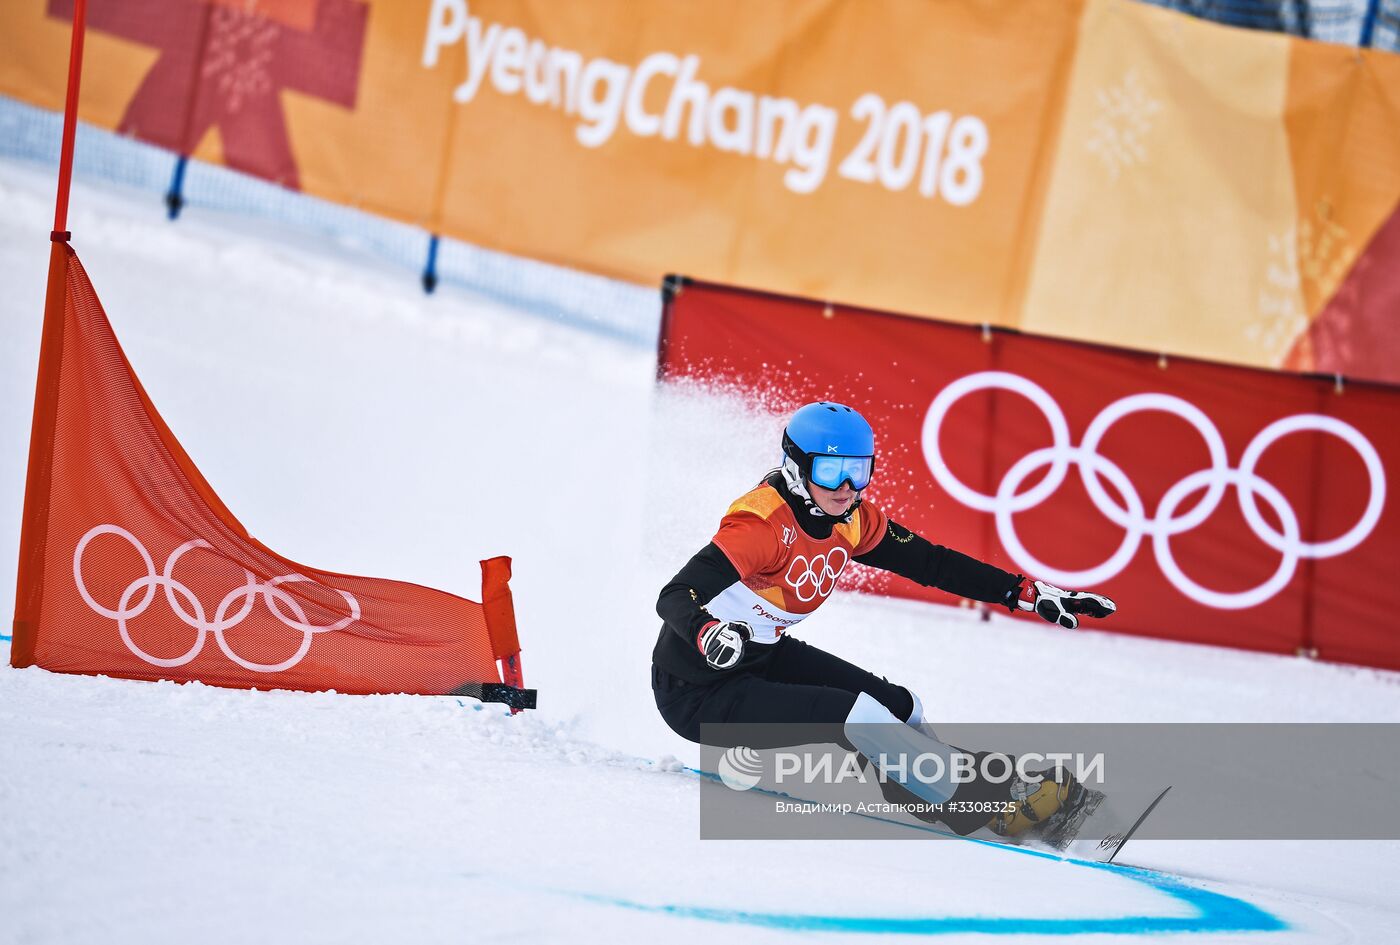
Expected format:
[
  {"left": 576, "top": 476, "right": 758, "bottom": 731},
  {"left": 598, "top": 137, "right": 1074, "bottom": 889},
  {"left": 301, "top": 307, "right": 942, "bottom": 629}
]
[
  {"left": 568, "top": 862, "right": 1285, "bottom": 936},
  {"left": 0, "top": 633, "right": 10, "bottom": 642},
  {"left": 553, "top": 764, "right": 1287, "bottom": 936}
]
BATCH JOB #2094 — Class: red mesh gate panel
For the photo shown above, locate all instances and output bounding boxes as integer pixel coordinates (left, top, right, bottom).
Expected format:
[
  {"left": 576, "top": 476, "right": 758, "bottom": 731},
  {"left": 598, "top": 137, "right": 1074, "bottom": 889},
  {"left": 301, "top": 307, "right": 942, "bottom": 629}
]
[{"left": 13, "top": 244, "right": 524, "bottom": 696}]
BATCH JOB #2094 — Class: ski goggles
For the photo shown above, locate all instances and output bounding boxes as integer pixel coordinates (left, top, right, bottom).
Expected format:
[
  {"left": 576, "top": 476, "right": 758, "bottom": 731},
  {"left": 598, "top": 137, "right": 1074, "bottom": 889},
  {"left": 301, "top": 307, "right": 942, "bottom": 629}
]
[{"left": 808, "top": 454, "right": 874, "bottom": 491}]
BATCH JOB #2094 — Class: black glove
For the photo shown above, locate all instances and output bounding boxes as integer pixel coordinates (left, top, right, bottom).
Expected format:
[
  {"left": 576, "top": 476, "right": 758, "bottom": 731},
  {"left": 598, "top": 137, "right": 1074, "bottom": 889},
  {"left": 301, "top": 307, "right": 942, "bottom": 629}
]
[
  {"left": 1011, "top": 578, "right": 1116, "bottom": 630},
  {"left": 697, "top": 620, "right": 752, "bottom": 670}
]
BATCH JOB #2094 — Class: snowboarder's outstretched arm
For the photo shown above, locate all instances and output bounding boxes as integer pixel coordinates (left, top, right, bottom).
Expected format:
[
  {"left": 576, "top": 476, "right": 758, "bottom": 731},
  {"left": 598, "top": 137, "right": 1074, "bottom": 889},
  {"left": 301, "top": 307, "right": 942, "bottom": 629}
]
[
  {"left": 853, "top": 520, "right": 1022, "bottom": 604},
  {"left": 854, "top": 520, "right": 1116, "bottom": 629}
]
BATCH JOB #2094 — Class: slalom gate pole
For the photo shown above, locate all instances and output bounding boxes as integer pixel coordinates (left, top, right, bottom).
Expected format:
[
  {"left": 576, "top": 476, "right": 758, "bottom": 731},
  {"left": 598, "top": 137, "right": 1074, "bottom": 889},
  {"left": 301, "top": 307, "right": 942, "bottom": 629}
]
[
  {"left": 52, "top": 0, "right": 87, "bottom": 238},
  {"left": 11, "top": 0, "right": 87, "bottom": 665}
]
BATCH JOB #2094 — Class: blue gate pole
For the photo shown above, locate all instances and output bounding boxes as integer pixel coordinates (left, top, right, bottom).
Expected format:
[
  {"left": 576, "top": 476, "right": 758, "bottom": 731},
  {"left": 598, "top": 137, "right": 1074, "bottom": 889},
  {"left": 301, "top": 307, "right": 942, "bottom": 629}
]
[
  {"left": 1360, "top": 0, "right": 1381, "bottom": 46},
  {"left": 164, "top": 154, "right": 189, "bottom": 220},
  {"left": 421, "top": 233, "right": 441, "bottom": 294}
]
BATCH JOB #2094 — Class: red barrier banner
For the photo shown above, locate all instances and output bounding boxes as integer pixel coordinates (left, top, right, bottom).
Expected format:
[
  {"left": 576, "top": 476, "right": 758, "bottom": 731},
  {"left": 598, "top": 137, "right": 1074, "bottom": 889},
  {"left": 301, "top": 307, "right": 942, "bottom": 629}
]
[
  {"left": 12, "top": 244, "right": 527, "bottom": 698},
  {"left": 658, "top": 278, "right": 1398, "bottom": 671}
]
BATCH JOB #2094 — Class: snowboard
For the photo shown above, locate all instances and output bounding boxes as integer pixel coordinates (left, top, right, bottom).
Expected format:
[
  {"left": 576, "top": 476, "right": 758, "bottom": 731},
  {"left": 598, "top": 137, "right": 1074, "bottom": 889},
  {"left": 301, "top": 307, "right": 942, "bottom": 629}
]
[
  {"left": 1025, "top": 784, "right": 1172, "bottom": 864},
  {"left": 687, "top": 762, "right": 1170, "bottom": 866}
]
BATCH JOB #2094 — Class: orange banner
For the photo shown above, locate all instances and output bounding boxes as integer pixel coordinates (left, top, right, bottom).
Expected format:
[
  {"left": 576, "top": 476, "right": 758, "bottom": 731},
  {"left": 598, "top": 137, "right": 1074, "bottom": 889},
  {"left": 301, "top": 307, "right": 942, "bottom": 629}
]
[
  {"left": 2, "top": 0, "right": 1398, "bottom": 382},
  {"left": 1022, "top": 0, "right": 1400, "bottom": 384}
]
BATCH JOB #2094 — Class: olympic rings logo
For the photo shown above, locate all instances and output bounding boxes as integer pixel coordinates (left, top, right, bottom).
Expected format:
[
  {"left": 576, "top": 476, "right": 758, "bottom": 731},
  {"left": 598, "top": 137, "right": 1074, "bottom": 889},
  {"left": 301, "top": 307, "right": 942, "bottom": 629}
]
[
  {"left": 785, "top": 548, "right": 849, "bottom": 602},
  {"left": 921, "top": 372, "right": 1386, "bottom": 610},
  {"left": 73, "top": 525, "right": 360, "bottom": 672}
]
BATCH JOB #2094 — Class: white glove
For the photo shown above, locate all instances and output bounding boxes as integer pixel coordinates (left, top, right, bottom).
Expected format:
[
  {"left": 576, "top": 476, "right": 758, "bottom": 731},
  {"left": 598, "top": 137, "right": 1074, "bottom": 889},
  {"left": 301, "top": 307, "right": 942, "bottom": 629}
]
[
  {"left": 1015, "top": 579, "right": 1116, "bottom": 630},
  {"left": 698, "top": 620, "right": 753, "bottom": 670}
]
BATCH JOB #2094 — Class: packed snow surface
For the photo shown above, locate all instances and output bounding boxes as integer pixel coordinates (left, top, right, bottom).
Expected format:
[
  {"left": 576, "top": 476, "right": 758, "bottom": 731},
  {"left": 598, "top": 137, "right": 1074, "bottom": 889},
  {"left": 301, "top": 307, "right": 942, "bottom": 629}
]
[{"left": 1, "top": 155, "right": 1398, "bottom": 944}]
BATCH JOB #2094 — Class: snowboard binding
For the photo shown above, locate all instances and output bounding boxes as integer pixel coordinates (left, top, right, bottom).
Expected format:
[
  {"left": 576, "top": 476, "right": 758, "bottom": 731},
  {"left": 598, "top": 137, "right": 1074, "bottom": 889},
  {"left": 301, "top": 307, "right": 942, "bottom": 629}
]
[{"left": 989, "top": 764, "right": 1099, "bottom": 849}]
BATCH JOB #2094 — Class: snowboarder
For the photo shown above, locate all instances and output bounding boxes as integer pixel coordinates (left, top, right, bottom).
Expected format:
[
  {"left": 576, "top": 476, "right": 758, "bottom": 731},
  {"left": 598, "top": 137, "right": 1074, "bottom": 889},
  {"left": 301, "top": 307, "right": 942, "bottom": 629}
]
[{"left": 652, "top": 401, "right": 1116, "bottom": 836}]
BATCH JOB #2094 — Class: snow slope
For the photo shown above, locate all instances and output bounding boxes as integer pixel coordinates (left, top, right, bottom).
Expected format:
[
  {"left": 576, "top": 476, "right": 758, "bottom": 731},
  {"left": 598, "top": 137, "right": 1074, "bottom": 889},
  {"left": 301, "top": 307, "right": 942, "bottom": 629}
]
[{"left": 1, "top": 154, "right": 1398, "bottom": 944}]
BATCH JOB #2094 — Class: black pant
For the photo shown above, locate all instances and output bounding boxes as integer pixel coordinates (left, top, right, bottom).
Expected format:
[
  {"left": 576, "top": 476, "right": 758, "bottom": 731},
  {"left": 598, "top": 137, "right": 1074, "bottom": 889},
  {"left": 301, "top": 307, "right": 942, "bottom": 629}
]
[
  {"left": 652, "top": 635, "right": 913, "bottom": 747},
  {"left": 653, "top": 638, "right": 1006, "bottom": 836}
]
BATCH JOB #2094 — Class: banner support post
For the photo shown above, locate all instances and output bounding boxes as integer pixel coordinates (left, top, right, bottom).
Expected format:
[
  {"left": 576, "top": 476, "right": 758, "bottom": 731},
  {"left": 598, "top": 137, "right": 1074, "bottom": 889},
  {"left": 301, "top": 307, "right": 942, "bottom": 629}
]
[
  {"left": 422, "top": 233, "right": 441, "bottom": 294},
  {"left": 165, "top": 155, "right": 189, "bottom": 220},
  {"left": 13, "top": 0, "right": 87, "bottom": 665},
  {"left": 52, "top": 0, "right": 87, "bottom": 237}
]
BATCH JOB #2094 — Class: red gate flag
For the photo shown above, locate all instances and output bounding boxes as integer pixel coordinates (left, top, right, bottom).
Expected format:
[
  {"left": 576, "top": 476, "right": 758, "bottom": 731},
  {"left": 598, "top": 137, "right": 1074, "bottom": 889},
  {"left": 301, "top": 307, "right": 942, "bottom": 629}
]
[
  {"left": 658, "top": 277, "right": 1399, "bottom": 672},
  {"left": 12, "top": 243, "right": 530, "bottom": 701}
]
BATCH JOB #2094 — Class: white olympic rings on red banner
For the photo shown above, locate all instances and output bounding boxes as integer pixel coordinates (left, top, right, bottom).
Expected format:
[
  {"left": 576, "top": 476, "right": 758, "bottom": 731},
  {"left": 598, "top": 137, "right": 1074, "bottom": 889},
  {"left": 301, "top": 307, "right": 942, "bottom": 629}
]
[
  {"left": 921, "top": 372, "right": 1386, "bottom": 609},
  {"left": 73, "top": 525, "right": 360, "bottom": 672},
  {"left": 785, "top": 548, "right": 849, "bottom": 602}
]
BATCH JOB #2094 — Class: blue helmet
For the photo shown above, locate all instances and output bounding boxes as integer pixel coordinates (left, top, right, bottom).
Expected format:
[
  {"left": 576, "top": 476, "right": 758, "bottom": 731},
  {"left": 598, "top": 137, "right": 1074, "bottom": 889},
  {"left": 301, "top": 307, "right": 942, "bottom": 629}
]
[{"left": 781, "top": 402, "right": 876, "bottom": 492}]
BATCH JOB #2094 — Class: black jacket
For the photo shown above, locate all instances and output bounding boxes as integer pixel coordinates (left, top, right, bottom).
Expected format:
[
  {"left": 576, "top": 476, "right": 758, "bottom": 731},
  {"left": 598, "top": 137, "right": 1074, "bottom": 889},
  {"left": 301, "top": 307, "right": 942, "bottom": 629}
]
[{"left": 652, "top": 472, "right": 1022, "bottom": 681}]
